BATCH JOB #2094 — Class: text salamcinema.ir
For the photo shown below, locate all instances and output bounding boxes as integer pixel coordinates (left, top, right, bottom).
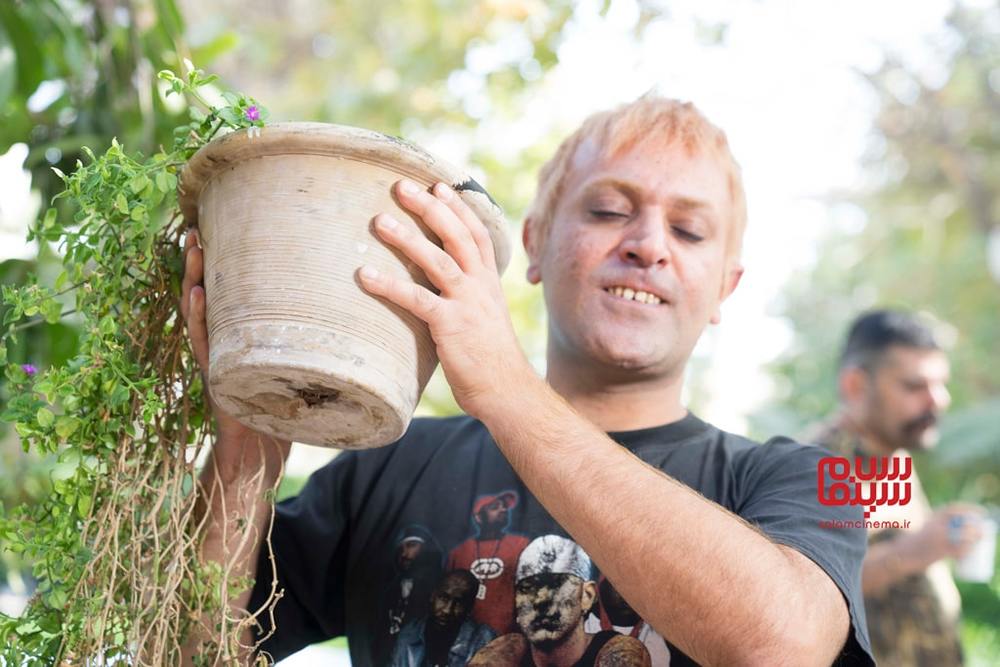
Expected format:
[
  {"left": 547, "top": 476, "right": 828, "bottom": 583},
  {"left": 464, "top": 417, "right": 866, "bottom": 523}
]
[{"left": 817, "top": 456, "right": 913, "bottom": 524}]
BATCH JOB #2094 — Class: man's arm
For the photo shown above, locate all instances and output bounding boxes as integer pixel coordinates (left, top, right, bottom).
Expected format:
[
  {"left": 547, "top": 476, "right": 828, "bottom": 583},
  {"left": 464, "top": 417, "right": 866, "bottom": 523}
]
[
  {"left": 183, "top": 427, "right": 290, "bottom": 660},
  {"left": 861, "top": 506, "right": 984, "bottom": 595},
  {"left": 478, "top": 377, "right": 849, "bottom": 666},
  {"left": 179, "top": 230, "right": 292, "bottom": 662},
  {"left": 357, "top": 181, "right": 854, "bottom": 666}
]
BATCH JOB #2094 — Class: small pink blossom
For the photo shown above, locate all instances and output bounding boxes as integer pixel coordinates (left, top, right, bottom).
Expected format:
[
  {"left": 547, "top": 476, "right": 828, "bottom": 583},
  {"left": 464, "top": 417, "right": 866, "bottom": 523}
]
[
  {"left": 21, "top": 364, "right": 38, "bottom": 376},
  {"left": 245, "top": 105, "right": 260, "bottom": 122}
]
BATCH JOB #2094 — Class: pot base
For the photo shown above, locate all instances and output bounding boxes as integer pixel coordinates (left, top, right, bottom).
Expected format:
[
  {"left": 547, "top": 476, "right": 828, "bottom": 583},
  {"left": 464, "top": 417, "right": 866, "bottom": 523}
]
[{"left": 208, "top": 322, "right": 422, "bottom": 449}]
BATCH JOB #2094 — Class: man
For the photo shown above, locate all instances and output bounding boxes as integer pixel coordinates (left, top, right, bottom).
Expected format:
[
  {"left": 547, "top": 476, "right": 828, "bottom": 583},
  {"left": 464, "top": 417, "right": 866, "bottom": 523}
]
[
  {"left": 807, "top": 309, "right": 985, "bottom": 667},
  {"left": 446, "top": 491, "right": 530, "bottom": 634},
  {"left": 391, "top": 570, "right": 496, "bottom": 667},
  {"left": 180, "top": 96, "right": 875, "bottom": 665},
  {"left": 584, "top": 575, "right": 670, "bottom": 664},
  {"left": 470, "top": 535, "right": 650, "bottom": 667},
  {"left": 374, "top": 525, "right": 445, "bottom": 664}
]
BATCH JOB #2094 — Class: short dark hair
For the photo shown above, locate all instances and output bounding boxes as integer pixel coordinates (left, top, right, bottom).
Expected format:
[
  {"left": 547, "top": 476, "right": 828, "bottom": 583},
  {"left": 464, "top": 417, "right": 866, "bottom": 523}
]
[
  {"left": 839, "top": 309, "right": 941, "bottom": 372},
  {"left": 436, "top": 569, "right": 479, "bottom": 606}
]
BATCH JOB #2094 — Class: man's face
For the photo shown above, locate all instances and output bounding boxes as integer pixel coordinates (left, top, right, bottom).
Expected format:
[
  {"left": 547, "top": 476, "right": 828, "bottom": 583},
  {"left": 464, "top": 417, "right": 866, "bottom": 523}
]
[
  {"left": 429, "top": 574, "right": 475, "bottom": 631},
  {"left": 862, "top": 346, "right": 951, "bottom": 451},
  {"left": 527, "top": 139, "right": 743, "bottom": 379},
  {"left": 599, "top": 578, "right": 639, "bottom": 627},
  {"left": 396, "top": 539, "right": 424, "bottom": 571},
  {"left": 477, "top": 498, "right": 509, "bottom": 531},
  {"left": 514, "top": 573, "right": 590, "bottom": 648}
]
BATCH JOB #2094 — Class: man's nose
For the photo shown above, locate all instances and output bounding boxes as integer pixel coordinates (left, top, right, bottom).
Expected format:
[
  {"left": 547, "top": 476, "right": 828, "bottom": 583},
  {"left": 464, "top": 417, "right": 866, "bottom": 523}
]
[
  {"left": 929, "top": 382, "right": 951, "bottom": 412},
  {"left": 532, "top": 598, "right": 554, "bottom": 617},
  {"left": 618, "top": 212, "right": 670, "bottom": 268}
]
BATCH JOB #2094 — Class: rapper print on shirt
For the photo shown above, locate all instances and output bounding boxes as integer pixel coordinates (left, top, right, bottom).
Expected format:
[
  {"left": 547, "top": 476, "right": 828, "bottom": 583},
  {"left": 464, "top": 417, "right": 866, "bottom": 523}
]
[
  {"left": 379, "top": 525, "right": 653, "bottom": 666},
  {"left": 446, "top": 490, "right": 530, "bottom": 635},
  {"left": 372, "top": 524, "right": 444, "bottom": 665}
]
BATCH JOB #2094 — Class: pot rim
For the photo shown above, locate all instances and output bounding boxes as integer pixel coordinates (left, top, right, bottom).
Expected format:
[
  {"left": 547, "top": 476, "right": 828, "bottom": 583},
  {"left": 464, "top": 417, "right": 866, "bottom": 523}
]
[{"left": 178, "top": 121, "right": 511, "bottom": 272}]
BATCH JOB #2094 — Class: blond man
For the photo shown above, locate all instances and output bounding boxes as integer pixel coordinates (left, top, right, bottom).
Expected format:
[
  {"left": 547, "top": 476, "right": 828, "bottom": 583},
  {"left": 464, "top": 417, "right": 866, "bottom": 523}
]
[{"left": 181, "top": 97, "right": 875, "bottom": 665}]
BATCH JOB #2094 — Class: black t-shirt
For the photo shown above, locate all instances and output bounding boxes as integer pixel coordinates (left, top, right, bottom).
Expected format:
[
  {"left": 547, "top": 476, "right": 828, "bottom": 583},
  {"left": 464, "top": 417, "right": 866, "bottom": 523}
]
[{"left": 249, "top": 413, "right": 875, "bottom": 666}]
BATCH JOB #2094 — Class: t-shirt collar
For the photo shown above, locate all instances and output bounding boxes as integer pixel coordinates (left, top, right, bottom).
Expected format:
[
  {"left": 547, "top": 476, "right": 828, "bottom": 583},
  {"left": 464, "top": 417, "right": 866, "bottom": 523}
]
[{"left": 606, "top": 411, "right": 711, "bottom": 447}]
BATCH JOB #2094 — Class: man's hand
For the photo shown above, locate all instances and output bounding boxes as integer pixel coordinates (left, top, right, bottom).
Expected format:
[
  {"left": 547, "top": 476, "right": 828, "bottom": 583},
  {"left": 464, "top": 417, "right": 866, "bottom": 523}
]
[
  {"left": 180, "top": 230, "right": 291, "bottom": 478},
  {"left": 907, "top": 503, "right": 986, "bottom": 564},
  {"left": 181, "top": 230, "right": 250, "bottom": 436},
  {"left": 179, "top": 229, "right": 291, "bottom": 663},
  {"left": 357, "top": 180, "right": 533, "bottom": 418},
  {"left": 864, "top": 502, "right": 987, "bottom": 595}
]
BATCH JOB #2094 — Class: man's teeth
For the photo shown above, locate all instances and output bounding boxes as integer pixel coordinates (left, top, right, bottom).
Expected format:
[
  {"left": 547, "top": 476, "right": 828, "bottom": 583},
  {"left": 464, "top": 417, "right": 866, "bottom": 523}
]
[{"left": 606, "top": 286, "right": 662, "bottom": 304}]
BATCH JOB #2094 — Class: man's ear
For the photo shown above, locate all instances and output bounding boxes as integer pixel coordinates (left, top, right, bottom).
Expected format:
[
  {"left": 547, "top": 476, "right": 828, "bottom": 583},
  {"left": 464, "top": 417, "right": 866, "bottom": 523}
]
[
  {"left": 709, "top": 262, "right": 744, "bottom": 325},
  {"left": 580, "top": 580, "right": 598, "bottom": 615},
  {"left": 839, "top": 366, "right": 869, "bottom": 404},
  {"left": 523, "top": 217, "right": 542, "bottom": 285}
]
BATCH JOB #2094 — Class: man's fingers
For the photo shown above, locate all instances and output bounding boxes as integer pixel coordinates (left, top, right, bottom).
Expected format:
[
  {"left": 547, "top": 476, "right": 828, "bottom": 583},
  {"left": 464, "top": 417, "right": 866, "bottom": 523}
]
[
  {"left": 945, "top": 503, "right": 986, "bottom": 517},
  {"left": 188, "top": 285, "right": 211, "bottom": 371},
  {"left": 184, "top": 228, "right": 200, "bottom": 252},
  {"left": 357, "top": 265, "right": 442, "bottom": 324},
  {"left": 181, "top": 232, "right": 204, "bottom": 322},
  {"left": 433, "top": 182, "right": 497, "bottom": 270},
  {"left": 372, "top": 214, "right": 463, "bottom": 291},
  {"left": 394, "top": 180, "right": 480, "bottom": 272},
  {"left": 961, "top": 522, "right": 985, "bottom": 545}
]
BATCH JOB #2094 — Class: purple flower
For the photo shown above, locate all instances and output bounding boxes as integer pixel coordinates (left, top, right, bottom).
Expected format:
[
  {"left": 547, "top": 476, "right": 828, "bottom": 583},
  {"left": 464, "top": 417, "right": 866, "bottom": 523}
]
[
  {"left": 21, "top": 364, "right": 38, "bottom": 376},
  {"left": 244, "top": 105, "right": 260, "bottom": 122}
]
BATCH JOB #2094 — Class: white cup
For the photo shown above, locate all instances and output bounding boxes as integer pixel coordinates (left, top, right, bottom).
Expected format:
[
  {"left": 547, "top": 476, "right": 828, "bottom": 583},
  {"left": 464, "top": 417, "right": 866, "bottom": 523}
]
[{"left": 954, "top": 517, "right": 997, "bottom": 583}]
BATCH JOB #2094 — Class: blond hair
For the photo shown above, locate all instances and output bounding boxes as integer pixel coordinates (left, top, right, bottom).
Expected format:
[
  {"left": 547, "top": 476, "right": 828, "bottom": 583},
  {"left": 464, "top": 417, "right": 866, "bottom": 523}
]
[{"left": 525, "top": 95, "right": 747, "bottom": 259}]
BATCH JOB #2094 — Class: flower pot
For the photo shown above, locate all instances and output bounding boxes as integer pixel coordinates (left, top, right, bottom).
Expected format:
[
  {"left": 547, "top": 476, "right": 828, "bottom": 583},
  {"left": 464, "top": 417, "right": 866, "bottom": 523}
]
[{"left": 178, "top": 123, "right": 510, "bottom": 449}]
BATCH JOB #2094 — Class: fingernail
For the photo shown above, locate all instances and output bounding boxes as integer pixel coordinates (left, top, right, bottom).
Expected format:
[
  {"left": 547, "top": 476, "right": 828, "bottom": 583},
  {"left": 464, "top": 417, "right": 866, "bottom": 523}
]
[
  {"left": 399, "top": 180, "right": 420, "bottom": 195},
  {"left": 376, "top": 215, "right": 398, "bottom": 230},
  {"left": 359, "top": 266, "right": 380, "bottom": 281},
  {"left": 192, "top": 230, "right": 202, "bottom": 249},
  {"left": 434, "top": 182, "right": 453, "bottom": 201}
]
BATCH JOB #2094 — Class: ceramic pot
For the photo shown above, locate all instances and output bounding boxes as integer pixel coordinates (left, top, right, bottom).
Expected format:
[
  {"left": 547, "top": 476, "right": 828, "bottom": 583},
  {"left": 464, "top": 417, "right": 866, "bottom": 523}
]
[{"left": 178, "top": 123, "right": 509, "bottom": 448}]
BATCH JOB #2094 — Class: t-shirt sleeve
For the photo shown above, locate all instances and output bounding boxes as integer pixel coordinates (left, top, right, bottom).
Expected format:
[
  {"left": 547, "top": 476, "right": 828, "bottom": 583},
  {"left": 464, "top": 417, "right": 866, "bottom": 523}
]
[
  {"left": 247, "top": 450, "right": 360, "bottom": 662},
  {"left": 731, "top": 438, "right": 875, "bottom": 666}
]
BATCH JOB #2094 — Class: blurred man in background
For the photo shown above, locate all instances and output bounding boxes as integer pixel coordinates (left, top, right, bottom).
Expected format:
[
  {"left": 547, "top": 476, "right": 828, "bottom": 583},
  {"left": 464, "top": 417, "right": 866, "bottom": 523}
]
[{"left": 808, "top": 309, "right": 986, "bottom": 667}]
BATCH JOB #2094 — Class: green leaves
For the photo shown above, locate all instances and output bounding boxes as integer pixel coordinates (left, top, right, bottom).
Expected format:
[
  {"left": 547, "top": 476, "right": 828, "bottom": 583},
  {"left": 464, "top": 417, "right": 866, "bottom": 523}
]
[
  {"left": 98, "top": 315, "right": 116, "bottom": 336},
  {"left": 55, "top": 416, "right": 78, "bottom": 439},
  {"left": 1, "top": 64, "right": 271, "bottom": 662},
  {"left": 155, "top": 170, "right": 171, "bottom": 193},
  {"left": 41, "top": 298, "right": 62, "bottom": 324},
  {"left": 129, "top": 174, "right": 150, "bottom": 194},
  {"left": 36, "top": 407, "right": 54, "bottom": 428},
  {"left": 114, "top": 192, "right": 129, "bottom": 215},
  {"left": 15, "top": 620, "right": 41, "bottom": 636}
]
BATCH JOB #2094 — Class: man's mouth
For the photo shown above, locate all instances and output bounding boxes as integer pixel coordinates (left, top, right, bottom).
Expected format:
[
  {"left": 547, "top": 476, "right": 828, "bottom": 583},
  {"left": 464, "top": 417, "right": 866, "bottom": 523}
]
[
  {"left": 603, "top": 285, "right": 664, "bottom": 305},
  {"left": 904, "top": 412, "right": 938, "bottom": 435},
  {"left": 531, "top": 617, "right": 562, "bottom": 632}
]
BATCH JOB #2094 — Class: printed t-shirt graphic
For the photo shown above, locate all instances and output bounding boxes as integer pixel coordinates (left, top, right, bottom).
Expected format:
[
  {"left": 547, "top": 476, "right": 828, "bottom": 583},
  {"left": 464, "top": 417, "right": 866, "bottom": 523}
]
[
  {"left": 388, "top": 569, "right": 496, "bottom": 667},
  {"left": 584, "top": 574, "right": 670, "bottom": 664},
  {"left": 447, "top": 490, "right": 530, "bottom": 634},
  {"left": 372, "top": 524, "right": 444, "bottom": 665},
  {"left": 469, "top": 535, "right": 651, "bottom": 666}
]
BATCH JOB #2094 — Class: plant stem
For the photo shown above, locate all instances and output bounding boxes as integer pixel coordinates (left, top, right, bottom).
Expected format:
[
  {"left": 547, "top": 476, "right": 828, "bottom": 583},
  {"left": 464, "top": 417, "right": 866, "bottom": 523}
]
[{"left": 11, "top": 310, "right": 79, "bottom": 331}]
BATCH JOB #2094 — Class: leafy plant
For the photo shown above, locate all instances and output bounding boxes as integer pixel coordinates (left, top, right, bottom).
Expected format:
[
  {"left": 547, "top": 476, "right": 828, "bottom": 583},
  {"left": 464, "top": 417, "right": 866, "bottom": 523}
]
[{"left": 0, "top": 63, "right": 273, "bottom": 664}]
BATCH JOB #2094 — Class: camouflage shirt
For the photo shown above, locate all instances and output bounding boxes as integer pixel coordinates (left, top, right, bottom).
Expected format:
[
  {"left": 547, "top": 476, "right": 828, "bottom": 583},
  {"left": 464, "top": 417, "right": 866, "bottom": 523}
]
[{"left": 808, "top": 420, "right": 964, "bottom": 667}]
